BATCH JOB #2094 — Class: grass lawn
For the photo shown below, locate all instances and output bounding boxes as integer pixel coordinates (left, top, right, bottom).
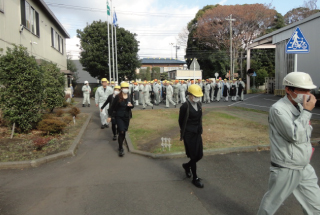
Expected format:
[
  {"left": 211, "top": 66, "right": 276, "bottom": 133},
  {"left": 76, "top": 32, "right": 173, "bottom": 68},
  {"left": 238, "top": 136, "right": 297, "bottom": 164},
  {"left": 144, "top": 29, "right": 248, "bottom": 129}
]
[
  {"left": 0, "top": 113, "right": 88, "bottom": 162},
  {"left": 129, "top": 107, "right": 270, "bottom": 154}
]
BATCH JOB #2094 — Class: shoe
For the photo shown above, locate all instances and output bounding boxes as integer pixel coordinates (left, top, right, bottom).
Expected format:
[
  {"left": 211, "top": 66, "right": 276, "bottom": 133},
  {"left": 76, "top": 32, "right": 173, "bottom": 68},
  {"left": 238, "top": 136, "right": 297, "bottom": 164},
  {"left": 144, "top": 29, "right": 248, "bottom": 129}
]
[
  {"left": 101, "top": 125, "right": 105, "bottom": 129},
  {"left": 175, "top": 104, "right": 176, "bottom": 108},
  {"left": 118, "top": 148, "right": 124, "bottom": 157},
  {"left": 113, "top": 135, "right": 117, "bottom": 141},
  {"left": 88, "top": 104, "right": 90, "bottom": 107},
  {"left": 192, "top": 178, "right": 204, "bottom": 188},
  {"left": 152, "top": 106, "right": 154, "bottom": 109},
  {"left": 165, "top": 107, "right": 169, "bottom": 108},
  {"left": 82, "top": 104, "right": 85, "bottom": 107},
  {"left": 104, "top": 124, "right": 109, "bottom": 128},
  {"left": 143, "top": 107, "right": 146, "bottom": 109},
  {"left": 182, "top": 163, "right": 191, "bottom": 178}
]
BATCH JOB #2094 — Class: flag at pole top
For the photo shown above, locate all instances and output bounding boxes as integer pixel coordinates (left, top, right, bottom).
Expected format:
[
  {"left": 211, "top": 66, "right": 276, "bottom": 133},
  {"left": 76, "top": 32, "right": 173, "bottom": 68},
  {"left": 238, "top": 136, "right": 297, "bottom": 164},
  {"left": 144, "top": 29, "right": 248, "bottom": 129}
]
[
  {"left": 113, "top": 11, "right": 118, "bottom": 26},
  {"left": 106, "top": 0, "right": 110, "bottom": 16}
]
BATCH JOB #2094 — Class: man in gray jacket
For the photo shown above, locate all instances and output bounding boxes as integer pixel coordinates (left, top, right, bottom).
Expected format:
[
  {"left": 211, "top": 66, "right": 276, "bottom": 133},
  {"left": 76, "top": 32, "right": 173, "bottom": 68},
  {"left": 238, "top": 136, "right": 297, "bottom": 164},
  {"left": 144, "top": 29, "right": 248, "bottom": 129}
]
[
  {"left": 82, "top": 81, "right": 91, "bottom": 107},
  {"left": 95, "top": 78, "right": 113, "bottom": 129},
  {"left": 153, "top": 81, "right": 161, "bottom": 105},
  {"left": 258, "top": 72, "right": 320, "bottom": 215},
  {"left": 165, "top": 81, "right": 176, "bottom": 108}
]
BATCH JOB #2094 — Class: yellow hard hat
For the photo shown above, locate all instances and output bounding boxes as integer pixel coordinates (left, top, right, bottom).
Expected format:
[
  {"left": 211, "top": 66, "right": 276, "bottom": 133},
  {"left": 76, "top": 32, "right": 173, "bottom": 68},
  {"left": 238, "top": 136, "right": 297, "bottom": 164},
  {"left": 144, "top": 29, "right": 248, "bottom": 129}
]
[
  {"left": 239, "top": 78, "right": 242, "bottom": 81},
  {"left": 121, "top": 82, "right": 129, "bottom": 88},
  {"left": 111, "top": 81, "right": 115, "bottom": 84},
  {"left": 114, "top": 86, "right": 121, "bottom": 90},
  {"left": 188, "top": 84, "right": 203, "bottom": 97},
  {"left": 101, "top": 78, "right": 108, "bottom": 82}
]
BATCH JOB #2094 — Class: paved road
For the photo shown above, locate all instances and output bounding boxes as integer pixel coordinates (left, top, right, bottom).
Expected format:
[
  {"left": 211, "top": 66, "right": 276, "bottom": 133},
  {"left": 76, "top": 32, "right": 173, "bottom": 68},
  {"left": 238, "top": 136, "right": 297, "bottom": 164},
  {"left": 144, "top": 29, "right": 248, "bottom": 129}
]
[{"left": 1, "top": 95, "right": 320, "bottom": 215}]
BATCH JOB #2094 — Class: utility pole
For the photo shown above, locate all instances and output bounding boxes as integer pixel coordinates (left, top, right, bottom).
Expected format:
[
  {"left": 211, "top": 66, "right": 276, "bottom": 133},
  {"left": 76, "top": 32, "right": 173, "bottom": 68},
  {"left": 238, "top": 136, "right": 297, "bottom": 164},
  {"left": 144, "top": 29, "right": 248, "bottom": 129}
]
[
  {"left": 173, "top": 45, "right": 180, "bottom": 59},
  {"left": 226, "top": 14, "right": 236, "bottom": 80}
]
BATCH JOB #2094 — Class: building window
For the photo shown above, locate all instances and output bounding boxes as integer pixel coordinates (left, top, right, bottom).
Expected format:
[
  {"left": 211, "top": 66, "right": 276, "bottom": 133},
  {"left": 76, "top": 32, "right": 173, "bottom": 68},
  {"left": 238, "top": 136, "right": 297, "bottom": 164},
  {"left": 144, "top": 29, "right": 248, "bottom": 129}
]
[
  {"left": 21, "top": 0, "right": 39, "bottom": 36},
  {"left": 0, "top": 0, "right": 4, "bottom": 13},
  {"left": 51, "top": 28, "right": 64, "bottom": 54}
]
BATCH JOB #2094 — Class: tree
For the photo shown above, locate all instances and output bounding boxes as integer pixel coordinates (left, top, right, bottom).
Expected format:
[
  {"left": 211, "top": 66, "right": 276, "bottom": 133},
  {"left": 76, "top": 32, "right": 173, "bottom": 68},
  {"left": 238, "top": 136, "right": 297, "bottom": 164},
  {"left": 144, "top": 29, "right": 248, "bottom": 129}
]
[
  {"left": 40, "top": 61, "right": 66, "bottom": 112},
  {"left": 152, "top": 67, "right": 161, "bottom": 80},
  {"left": 0, "top": 45, "right": 43, "bottom": 132},
  {"left": 77, "top": 20, "right": 141, "bottom": 81},
  {"left": 145, "top": 67, "right": 151, "bottom": 81},
  {"left": 67, "top": 55, "right": 78, "bottom": 86},
  {"left": 284, "top": 0, "right": 319, "bottom": 25},
  {"left": 176, "top": 26, "right": 189, "bottom": 47}
]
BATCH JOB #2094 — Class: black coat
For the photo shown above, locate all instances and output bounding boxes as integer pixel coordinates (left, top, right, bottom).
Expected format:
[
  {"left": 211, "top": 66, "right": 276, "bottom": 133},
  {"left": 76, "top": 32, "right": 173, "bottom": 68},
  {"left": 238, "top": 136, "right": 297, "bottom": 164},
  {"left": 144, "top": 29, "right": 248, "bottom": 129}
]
[
  {"left": 101, "top": 94, "right": 115, "bottom": 110},
  {"left": 179, "top": 100, "right": 203, "bottom": 160},
  {"left": 223, "top": 85, "right": 229, "bottom": 97},
  {"left": 238, "top": 83, "right": 244, "bottom": 96},
  {"left": 108, "top": 94, "right": 134, "bottom": 118}
]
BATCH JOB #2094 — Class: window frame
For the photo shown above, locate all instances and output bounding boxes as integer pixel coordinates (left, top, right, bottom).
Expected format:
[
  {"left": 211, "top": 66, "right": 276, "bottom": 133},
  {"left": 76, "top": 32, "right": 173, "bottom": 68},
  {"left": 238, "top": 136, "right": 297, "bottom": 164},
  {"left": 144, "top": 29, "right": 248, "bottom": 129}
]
[
  {"left": 21, "top": 0, "right": 40, "bottom": 37},
  {"left": 0, "top": 0, "right": 4, "bottom": 13},
  {"left": 51, "top": 27, "right": 64, "bottom": 55}
]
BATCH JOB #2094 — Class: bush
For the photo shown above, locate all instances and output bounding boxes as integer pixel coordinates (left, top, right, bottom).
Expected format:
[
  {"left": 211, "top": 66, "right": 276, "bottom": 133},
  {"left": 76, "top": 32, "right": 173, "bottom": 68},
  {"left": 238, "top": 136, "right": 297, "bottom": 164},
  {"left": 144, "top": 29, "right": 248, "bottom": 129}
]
[
  {"left": 62, "top": 101, "right": 70, "bottom": 108},
  {"left": 33, "top": 136, "right": 53, "bottom": 150},
  {"left": 62, "top": 115, "right": 73, "bottom": 124},
  {"left": 0, "top": 45, "right": 43, "bottom": 132},
  {"left": 40, "top": 61, "right": 66, "bottom": 112},
  {"left": 56, "top": 110, "right": 64, "bottom": 117},
  {"left": 68, "top": 107, "right": 81, "bottom": 117},
  {"left": 37, "top": 118, "right": 67, "bottom": 134},
  {"left": 42, "top": 113, "right": 54, "bottom": 120}
]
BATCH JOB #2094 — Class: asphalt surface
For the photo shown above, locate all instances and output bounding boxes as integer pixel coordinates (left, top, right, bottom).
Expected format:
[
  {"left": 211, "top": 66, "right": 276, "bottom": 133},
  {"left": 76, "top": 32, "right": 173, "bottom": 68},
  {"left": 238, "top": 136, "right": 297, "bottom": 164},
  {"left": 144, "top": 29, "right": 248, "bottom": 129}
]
[{"left": 1, "top": 94, "right": 320, "bottom": 215}]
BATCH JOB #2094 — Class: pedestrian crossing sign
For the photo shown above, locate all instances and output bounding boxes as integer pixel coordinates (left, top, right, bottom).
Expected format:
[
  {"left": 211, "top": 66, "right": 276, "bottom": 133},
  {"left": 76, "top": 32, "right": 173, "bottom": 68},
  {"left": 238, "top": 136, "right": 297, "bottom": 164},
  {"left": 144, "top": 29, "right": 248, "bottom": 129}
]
[{"left": 286, "top": 27, "right": 309, "bottom": 54}]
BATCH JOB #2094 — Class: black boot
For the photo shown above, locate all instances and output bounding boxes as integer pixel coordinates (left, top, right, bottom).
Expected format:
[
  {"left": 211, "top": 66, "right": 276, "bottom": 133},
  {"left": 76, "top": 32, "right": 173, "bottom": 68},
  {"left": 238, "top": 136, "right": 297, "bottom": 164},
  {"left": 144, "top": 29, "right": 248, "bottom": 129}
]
[
  {"left": 192, "top": 178, "right": 204, "bottom": 188},
  {"left": 104, "top": 124, "right": 109, "bottom": 128},
  {"left": 118, "top": 148, "right": 124, "bottom": 157},
  {"left": 101, "top": 125, "right": 105, "bottom": 129},
  {"left": 88, "top": 104, "right": 90, "bottom": 107},
  {"left": 182, "top": 163, "right": 191, "bottom": 178},
  {"left": 82, "top": 104, "right": 85, "bottom": 107}
]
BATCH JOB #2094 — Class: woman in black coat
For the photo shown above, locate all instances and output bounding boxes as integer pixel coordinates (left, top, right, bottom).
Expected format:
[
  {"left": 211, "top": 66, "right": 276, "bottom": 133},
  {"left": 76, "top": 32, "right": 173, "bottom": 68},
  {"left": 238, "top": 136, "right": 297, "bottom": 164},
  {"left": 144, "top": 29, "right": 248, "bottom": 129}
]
[
  {"left": 107, "top": 82, "right": 134, "bottom": 157},
  {"left": 179, "top": 84, "right": 204, "bottom": 188}
]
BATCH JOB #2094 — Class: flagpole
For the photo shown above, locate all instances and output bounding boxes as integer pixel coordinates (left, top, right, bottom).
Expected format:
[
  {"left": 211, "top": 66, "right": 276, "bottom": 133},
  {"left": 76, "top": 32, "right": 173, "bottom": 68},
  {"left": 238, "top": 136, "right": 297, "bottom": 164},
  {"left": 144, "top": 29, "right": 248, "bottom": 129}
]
[
  {"left": 111, "top": 1, "right": 115, "bottom": 82},
  {"left": 115, "top": 22, "right": 119, "bottom": 83},
  {"left": 107, "top": 0, "right": 111, "bottom": 82}
]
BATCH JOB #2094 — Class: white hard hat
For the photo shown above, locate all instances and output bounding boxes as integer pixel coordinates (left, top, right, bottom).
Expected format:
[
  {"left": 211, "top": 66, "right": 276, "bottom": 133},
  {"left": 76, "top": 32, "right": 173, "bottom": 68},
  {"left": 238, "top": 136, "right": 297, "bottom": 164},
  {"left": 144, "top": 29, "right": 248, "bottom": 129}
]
[
  {"left": 84, "top": 80, "right": 88, "bottom": 84},
  {"left": 283, "top": 72, "right": 317, "bottom": 90}
]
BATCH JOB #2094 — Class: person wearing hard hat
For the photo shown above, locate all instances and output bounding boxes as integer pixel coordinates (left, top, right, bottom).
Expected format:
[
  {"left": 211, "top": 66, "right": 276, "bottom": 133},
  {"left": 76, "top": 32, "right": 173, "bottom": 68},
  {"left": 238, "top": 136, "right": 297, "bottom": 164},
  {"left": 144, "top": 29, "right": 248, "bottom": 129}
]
[
  {"left": 95, "top": 78, "right": 113, "bottom": 129},
  {"left": 129, "top": 81, "right": 134, "bottom": 96},
  {"left": 142, "top": 81, "right": 153, "bottom": 109},
  {"left": 179, "top": 84, "right": 204, "bottom": 188},
  {"left": 238, "top": 78, "right": 245, "bottom": 101},
  {"left": 101, "top": 85, "right": 121, "bottom": 141},
  {"left": 133, "top": 82, "right": 139, "bottom": 106},
  {"left": 82, "top": 81, "right": 91, "bottom": 107},
  {"left": 223, "top": 79, "right": 230, "bottom": 102},
  {"left": 230, "top": 79, "right": 237, "bottom": 101},
  {"left": 174, "top": 80, "right": 181, "bottom": 104},
  {"left": 138, "top": 81, "right": 144, "bottom": 105},
  {"left": 214, "top": 79, "right": 221, "bottom": 102},
  {"left": 153, "top": 80, "right": 161, "bottom": 105},
  {"left": 107, "top": 82, "right": 134, "bottom": 157},
  {"left": 110, "top": 81, "right": 115, "bottom": 89},
  {"left": 165, "top": 81, "right": 176, "bottom": 108},
  {"left": 204, "top": 79, "right": 211, "bottom": 104},
  {"left": 196, "top": 79, "right": 203, "bottom": 103},
  {"left": 257, "top": 72, "right": 320, "bottom": 215}
]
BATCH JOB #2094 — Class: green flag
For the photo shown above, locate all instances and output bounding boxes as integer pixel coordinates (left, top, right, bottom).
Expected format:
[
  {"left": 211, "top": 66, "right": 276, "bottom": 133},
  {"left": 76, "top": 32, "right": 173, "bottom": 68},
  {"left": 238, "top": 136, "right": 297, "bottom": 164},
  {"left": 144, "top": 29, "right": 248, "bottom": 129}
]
[{"left": 106, "top": 1, "right": 110, "bottom": 16}]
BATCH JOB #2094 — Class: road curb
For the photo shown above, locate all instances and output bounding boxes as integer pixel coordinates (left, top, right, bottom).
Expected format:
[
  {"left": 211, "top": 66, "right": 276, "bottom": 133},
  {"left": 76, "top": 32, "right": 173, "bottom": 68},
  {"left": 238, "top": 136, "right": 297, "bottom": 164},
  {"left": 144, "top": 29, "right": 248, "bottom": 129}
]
[
  {"left": 0, "top": 113, "right": 92, "bottom": 170},
  {"left": 125, "top": 133, "right": 270, "bottom": 159}
]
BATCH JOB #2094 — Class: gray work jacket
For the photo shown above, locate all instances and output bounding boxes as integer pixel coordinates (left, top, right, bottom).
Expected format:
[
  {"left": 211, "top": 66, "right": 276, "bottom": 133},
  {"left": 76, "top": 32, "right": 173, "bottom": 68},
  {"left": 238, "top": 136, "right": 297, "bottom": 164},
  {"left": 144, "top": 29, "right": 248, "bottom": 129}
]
[
  {"left": 95, "top": 86, "right": 113, "bottom": 104},
  {"left": 269, "top": 95, "right": 313, "bottom": 170}
]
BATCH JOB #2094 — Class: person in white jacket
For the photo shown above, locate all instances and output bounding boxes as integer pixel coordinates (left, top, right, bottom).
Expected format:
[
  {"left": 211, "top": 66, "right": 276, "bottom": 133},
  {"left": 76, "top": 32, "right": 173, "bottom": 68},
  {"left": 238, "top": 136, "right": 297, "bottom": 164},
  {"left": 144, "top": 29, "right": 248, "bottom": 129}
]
[
  {"left": 142, "top": 81, "right": 153, "bottom": 109},
  {"left": 82, "top": 81, "right": 91, "bottom": 107},
  {"left": 153, "top": 81, "right": 161, "bottom": 105},
  {"left": 257, "top": 72, "right": 320, "bottom": 215},
  {"left": 204, "top": 80, "right": 211, "bottom": 103},
  {"left": 166, "top": 82, "right": 176, "bottom": 108},
  {"left": 180, "top": 80, "right": 187, "bottom": 103},
  {"left": 95, "top": 78, "right": 113, "bottom": 129}
]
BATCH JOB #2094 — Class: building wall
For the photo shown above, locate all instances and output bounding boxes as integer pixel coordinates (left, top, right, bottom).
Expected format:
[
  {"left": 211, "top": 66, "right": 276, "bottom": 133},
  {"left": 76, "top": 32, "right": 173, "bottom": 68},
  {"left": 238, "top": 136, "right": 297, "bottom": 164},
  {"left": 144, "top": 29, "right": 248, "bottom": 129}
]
[
  {"left": 0, "top": 0, "right": 67, "bottom": 70},
  {"left": 273, "top": 17, "right": 320, "bottom": 91}
]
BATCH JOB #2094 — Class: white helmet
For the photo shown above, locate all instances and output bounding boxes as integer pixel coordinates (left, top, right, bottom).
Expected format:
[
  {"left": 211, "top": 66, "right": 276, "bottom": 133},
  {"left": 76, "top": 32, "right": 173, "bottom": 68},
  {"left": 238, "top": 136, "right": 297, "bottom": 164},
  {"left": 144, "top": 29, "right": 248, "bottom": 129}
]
[
  {"left": 283, "top": 72, "right": 317, "bottom": 90},
  {"left": 84, "top": 80, "right": 88, "bottom": 84}
]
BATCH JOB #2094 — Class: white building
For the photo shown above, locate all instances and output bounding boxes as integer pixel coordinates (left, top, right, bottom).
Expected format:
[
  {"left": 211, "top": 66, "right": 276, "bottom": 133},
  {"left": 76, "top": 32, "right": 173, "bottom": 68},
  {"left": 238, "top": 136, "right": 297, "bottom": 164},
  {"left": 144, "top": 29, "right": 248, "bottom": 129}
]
[{"left": 0, "top": 0, "right": 70, "bottom": 77}]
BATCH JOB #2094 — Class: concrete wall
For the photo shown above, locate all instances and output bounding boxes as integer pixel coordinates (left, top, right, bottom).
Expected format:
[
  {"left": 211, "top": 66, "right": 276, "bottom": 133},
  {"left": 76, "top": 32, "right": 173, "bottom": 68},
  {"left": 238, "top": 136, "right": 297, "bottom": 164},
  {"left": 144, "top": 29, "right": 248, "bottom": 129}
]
[
  {"left": 0, "top": 0, "right": 67, "bottom": 70},
  {"left": 273, "top": 16, "right": 320, "bottom": 91}
]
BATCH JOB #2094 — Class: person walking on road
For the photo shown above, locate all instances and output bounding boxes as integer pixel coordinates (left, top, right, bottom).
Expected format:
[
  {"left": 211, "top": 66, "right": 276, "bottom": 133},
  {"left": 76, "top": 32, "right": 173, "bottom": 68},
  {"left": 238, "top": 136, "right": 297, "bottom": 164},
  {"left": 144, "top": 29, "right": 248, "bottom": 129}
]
[
  {"left": 180, "top": 80, "right": 187, "bottom": 104},
  {"left": 82, "top": 80, "right": 91, "bottom": 107},
  {"left": 139, "top": 81, "right": 144, "bottom": 105},
  {"left": 95, "top": 78, "right": 113, "bottom": 129},
  {"left": 166, "top": 81, "right": 176, "bottom": 108},
  {"left": 238, "top": 78, "right": 245, "bottom": 101},
  {"left": 230, "top": 80, "right": 237, "bottom": 101},
  {"left": 257, "top": 71, "right": 320, "bottom": 215},
  {"left": 204, "top": 80, "right": 211, "bottom": 104},
  {"left": 153, "top": 80, "right": 161, "bottom": 105},
  {"left": 133, "top": 82, "right": 139, "bottom": 106},
  {"left": 175, "top": 80, "right": 181, "bottom": 104},
  {"left": 223, "top": 79, "right": 229, "bottom": 102},
  {"left": 214, "top": 79, "right": 221, "bottom": 102},
  {"left": 179, "top": 84, "right": 204, "bottom": 188},
  {"left": 101, "top": 86, "right": 121, "bottom": 141},
  {"left": 107, "top": 82, "right": 134, "bottom": 157},
  {"left": 142, "top": 81, "right": 154, "bottom": 109}
]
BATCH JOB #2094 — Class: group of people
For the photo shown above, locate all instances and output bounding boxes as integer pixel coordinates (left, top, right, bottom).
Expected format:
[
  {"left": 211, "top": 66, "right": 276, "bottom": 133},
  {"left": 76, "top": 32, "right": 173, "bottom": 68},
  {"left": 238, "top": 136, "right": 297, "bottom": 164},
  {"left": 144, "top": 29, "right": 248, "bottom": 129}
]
[{"left": 81, "top": 72, "right": 320, "bottom": 215}]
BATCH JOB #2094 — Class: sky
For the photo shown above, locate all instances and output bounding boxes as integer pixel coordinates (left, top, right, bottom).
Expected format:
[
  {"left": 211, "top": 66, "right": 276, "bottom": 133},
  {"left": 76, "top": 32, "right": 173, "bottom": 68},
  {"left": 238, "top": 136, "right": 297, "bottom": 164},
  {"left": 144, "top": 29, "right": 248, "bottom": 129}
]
[{"left": 43, "top": 0, "right": 317, "bottom": 60}]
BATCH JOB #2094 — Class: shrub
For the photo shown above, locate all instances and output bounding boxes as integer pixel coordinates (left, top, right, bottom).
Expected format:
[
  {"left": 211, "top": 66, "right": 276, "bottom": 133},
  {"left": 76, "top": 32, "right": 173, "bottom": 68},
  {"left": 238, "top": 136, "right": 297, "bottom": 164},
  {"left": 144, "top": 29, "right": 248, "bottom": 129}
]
[
  {"left": 56, "top": 110, "right": 64, "bottom": 117},
  {"left": 62, "top": 101, "right": 70, "bottom": 108},
  {"left": 68, "top": 107, "right": 81, "bottom": 117},
  {"left": 37, "top": 118, "right": 67, "bottom": 134},
  {"left": 42, "top": 113, "right": 54, "bottom": 120},
  {"left": 62, "top": 115, "right": 73, "bottom": 124},
  {"left": 0, "top": 45, "right": 43, "bottom": 132},
  {"left": 40, "top": 61, "right": 66, "bottom": 112},
  {"left": 33, "top": 136, "right": 53, "bottom": 150}
]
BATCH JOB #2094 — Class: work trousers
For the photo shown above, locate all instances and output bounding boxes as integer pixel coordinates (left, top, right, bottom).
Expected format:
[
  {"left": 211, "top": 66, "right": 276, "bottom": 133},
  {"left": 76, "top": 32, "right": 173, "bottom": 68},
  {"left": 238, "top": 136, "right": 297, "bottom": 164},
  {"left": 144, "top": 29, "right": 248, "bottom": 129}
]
[
  {"left": 83, "top": 94, "right": 90, "bottom": 105},
  {"left": 166, "top": 95, "right": 176, "bottom": 107},
  {"left": 258, "top": 164, "right": 320, "bottom": 215},
  {"left": 180, "top": 91, "right": 186, "bottom": 103},
  {"left": 99, "top": 102, "right": 109, "bottom": 126}
]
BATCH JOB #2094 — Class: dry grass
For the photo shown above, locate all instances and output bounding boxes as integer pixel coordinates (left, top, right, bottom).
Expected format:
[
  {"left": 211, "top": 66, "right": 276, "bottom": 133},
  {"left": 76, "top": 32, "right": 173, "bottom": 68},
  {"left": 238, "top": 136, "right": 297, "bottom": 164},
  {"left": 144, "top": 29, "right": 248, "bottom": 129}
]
[{"left": 130, "top": 107, "right": 269, "bottom": 154}]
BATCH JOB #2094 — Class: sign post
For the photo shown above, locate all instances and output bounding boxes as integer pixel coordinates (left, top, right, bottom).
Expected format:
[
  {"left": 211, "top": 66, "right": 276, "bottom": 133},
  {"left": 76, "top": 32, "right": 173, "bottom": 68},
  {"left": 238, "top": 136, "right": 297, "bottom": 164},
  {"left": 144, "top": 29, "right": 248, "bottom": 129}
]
[{"left": 286, "top": 27, "right": 310, "bottom": 72}]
